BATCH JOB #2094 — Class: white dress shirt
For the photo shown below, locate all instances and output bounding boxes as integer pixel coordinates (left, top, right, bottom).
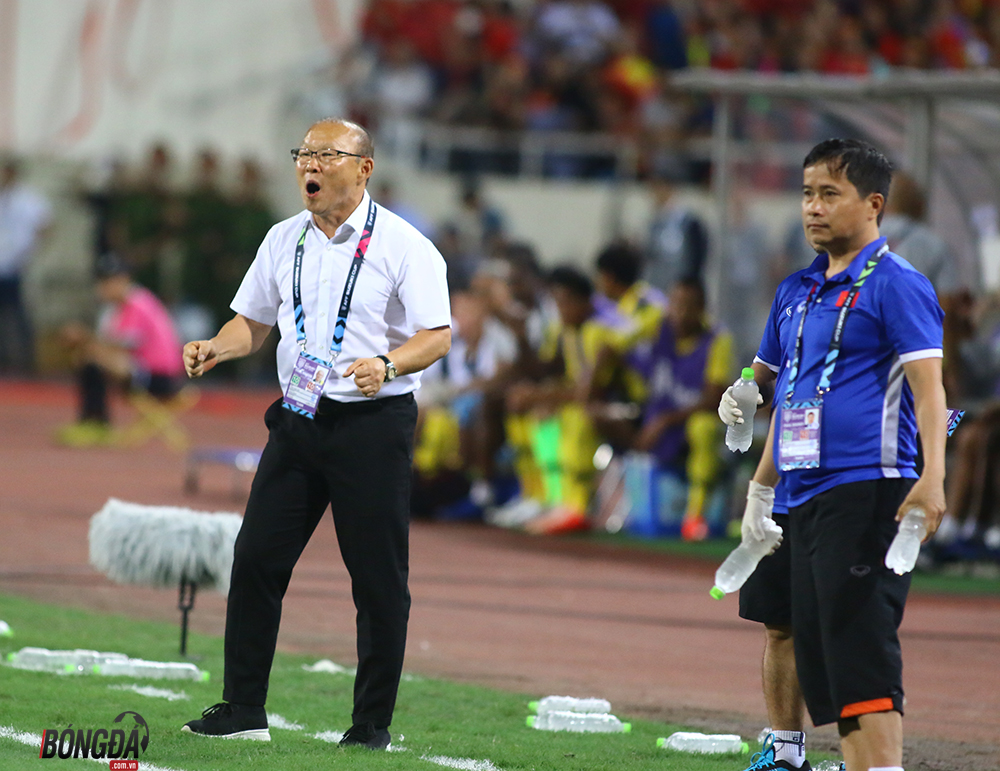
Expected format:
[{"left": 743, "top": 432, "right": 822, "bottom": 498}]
[{"left": 231, "top": 190, "right": 451, "bottom": 402}]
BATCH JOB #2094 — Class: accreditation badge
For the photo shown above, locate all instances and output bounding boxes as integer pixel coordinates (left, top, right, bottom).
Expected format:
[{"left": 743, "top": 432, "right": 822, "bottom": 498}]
[
  {"left": 778, "top": 400, "right": 822, "bottom": 470},
  {"left": 282, "top": 351, "right": 332, "bottom": 418}
]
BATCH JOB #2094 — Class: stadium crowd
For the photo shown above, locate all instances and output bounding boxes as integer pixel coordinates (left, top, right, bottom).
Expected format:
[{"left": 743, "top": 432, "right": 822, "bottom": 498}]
[{"left": 343, "top": 0, "right": 1000, "bottom": 169}]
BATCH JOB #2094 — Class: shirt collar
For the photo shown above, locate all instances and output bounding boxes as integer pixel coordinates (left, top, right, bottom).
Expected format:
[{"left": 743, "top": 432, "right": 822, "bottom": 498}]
[
  {"left": 307, "top": 189, "right": 372, "bottom": 243},
  {"left": 802, "top": 236, "right": 887, "bottom": 286}
]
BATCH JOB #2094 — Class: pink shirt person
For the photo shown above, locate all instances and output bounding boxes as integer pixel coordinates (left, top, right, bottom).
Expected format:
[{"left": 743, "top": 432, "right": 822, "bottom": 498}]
[{"left": 102, "top": 286, "right": 183, "bottom": 377}]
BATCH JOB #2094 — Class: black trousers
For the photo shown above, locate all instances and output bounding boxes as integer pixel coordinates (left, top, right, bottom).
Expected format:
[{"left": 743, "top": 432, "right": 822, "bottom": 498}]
[{"left": 223, "top": 394, "right": 417, "bottom": 728}]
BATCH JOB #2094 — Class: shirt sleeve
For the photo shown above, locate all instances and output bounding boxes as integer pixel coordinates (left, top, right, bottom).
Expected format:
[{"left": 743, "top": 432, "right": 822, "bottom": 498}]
[
  {"left": 755, "top": 289, "right": 786, "bottom": 371},
  {"left": 396, "top": 237, "right": 451, "bottom": 331},
  {"left": 231, "top": 229, "right": 281, "bottom": 326},
  {"left": 880, "top": 267, "right": 944, "bottom": 359}
]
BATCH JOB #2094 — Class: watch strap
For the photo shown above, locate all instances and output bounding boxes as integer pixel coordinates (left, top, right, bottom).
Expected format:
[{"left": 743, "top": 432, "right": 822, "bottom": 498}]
[{"left": 376, "top": 354, "right": 395, "bottom": 381}]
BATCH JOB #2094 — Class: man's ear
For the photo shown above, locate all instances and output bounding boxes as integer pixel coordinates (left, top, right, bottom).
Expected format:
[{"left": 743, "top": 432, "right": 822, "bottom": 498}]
[{"left": 869, "top": 192, "right": 885, "bottom": 221}]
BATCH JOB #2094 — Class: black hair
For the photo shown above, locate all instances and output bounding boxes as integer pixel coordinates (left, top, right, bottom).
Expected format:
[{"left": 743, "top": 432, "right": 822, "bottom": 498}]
[
  {"left": 672, "top": 277, "right": 706, "bottom": 305},
  {"left": 548, "top": 265, "right": 593, "bottom": 300},
  {"left": 803, "top": 138, "right": 893, "bottom": 223},
  {"left": 93, "top": 252, "right": 130, "bottom": 280},
  {"left": 595, "top": 241, "right": 643, "bottom": 286},
  {"left": 504, "top": 241, "right": 542, "bottom": 277}
]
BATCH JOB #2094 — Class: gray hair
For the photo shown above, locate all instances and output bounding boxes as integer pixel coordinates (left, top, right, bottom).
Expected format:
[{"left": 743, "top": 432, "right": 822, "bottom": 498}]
[{"left": 314, "top": 117, "right": 374, "bottom": 158}]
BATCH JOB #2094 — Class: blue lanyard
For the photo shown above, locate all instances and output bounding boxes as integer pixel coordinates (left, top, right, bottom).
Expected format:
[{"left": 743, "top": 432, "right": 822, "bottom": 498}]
[
  {"left": 784, "top": 242, "right": 888, "bottom": 404},
  {"left": 292, "top": 198, "right": 377, "bottom": 360}
]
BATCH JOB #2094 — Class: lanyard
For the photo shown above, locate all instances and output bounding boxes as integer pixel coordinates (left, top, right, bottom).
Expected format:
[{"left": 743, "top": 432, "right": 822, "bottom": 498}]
[
  {"left": 292, "top": 198, "right": 377, "bottom": 360},
  {"left": 784, "top": 242, "right": 888, "bottom": 404}
]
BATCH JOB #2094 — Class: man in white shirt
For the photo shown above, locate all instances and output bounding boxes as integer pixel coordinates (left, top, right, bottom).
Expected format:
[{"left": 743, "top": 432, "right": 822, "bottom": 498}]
[
  {"left": 181, "top": 119, "right": 451, "bottom": 749},
  {"left": 0, "top": 157, "right": 52, "bottom": 373}
]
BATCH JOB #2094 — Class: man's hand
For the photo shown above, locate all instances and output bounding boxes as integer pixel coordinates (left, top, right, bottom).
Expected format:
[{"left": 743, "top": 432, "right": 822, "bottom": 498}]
[
  {"left": 898, "top": 476, "right": 947, "bottom": 542},
  {"left": 344, "top": 357, "right": 386, "bottom": 398},
  {"left": 718, "top": 378, "right": 763, "bottom": 426},
  {"left": 184, "top": 340, "right": 218, "bottom": 378},
  {"left": 742, "top": 480, "right": 778, "bottom": 546}
]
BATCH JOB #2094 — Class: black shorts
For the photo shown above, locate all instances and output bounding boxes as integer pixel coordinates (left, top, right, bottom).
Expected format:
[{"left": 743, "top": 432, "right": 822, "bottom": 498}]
[
  {"left": 789, "top": 477, "right": 913, "bottom": 726},
  {"left": 739, "top": 512, "right": 792, "bottom": 626}
]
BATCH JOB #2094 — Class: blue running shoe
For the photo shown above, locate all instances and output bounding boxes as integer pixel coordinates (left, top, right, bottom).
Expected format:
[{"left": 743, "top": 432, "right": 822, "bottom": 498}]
[{"left": 738, "top": 733, "right": 813, "bottom": 771}]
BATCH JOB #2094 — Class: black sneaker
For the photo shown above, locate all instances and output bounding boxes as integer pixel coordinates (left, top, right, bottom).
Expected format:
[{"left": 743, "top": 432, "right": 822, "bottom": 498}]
[
  {"left": 181, "top": 702, "right": 270, "bottom": 741},
  {"left": 339, "top": 721, "right": 391, "bottom": 749}
]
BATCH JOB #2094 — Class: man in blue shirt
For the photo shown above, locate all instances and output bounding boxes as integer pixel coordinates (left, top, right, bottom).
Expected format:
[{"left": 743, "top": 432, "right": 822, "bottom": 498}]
[{"left": 728, "top": 139, "right": 947, "bottom": 771}]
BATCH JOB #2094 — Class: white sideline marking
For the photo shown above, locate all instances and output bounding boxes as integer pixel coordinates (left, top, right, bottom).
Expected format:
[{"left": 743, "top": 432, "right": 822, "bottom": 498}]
[
  {"left": 422, "top": 754, "right": 503, "bottom": 771},
  {"left": 108, "top": 684, "right": 189, "bottom": 701},
  {"left": 0, "top": 725, "right": 188, "bottom": 771},
  {"left": 313, "top": 730, "right": 345, "bottom": 743},
  {"left": 266, "top": 713, "right": 304, "bottom": 731}
]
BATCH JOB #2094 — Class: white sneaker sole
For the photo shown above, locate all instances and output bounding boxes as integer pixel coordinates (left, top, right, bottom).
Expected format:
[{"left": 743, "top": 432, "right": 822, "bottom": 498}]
[{"left": 181, "top": 726, "right": 271, "bottom": 741}]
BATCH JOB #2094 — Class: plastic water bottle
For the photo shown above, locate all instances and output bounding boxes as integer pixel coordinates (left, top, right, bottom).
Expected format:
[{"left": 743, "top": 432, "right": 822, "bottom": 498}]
[
  {"left": 885, "top": 508, "right": 928, "bottom": 575},
  {"left": 95, "top": 659, "right": 209, "bottom": 681},
  {"left": 657, "top": 732, "right": 750, "bottom": 754},
  {"left": 0, "top": 620, "right": 12, "bottom": 637},
  {"left": 814, "top": 762, "right": 845, "bottom": 771},
  {"left": 710, "top": 523, "right": 783, "bottom": 598},
  {"left": 527, "top": 711, "right": 631, "bottom": 733},
  {"left": 725, "top": 368, "right": 759, "bottom": 453},
  {"left": 7, "top": 648, "right": 128, "bottom": 674},
  {"left": 529, "top": 696, "right": 612, "bottom": 714}
]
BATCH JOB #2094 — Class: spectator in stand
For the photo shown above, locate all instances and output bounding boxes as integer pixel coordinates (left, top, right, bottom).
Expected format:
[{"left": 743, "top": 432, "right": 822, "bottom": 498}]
[
  {"left": 412, "top": 286, "right": 519, "bottom": 517},
  {"left": 181, "top": 149, "right": 233, "bottom": 335},
  {"left": 491, "top": 265, "right": 616, "bottom": 533},
  {"left": 110, "top": 142, "right": 180, "bottom": 301},
  {"left": 645, "top": 170, "right": 709, "bottom": 293},
  {"left": 0, "top": 157, "right": 52, "bottom": 375},
  {"left": 630, "top": 279, "right": 733, "bottom": 540},
  {"left": 533, "top": 0, "right": 622, "bottom": 67},
  {"left": 643, "top": 0, "right": 688, "bottom": 71},
  {"left": 880, "top": 171, "right": 957, "bottom": 301},
  {"left": 55, "top": 253, "right": 184, "bottom": 447}
]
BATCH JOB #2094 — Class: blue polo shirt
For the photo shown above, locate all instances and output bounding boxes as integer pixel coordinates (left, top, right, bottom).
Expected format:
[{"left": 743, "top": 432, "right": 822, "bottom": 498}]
[{"left": 755, "top": 237, "right": 943, "bottom": 508}]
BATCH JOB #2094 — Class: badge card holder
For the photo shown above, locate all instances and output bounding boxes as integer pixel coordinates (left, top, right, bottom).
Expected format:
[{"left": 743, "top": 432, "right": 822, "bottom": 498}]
[
  {"left": 778, "top": 399, "right": 822, "bottom": 470},
  {"left": 283, "top": 351, "right": 333, "bottom": 418}
]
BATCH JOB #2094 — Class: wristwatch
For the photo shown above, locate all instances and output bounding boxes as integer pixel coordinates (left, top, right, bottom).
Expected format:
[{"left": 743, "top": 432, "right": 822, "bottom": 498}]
[{"left": 376, "top": 355, "right": 397, "bottom": 382}]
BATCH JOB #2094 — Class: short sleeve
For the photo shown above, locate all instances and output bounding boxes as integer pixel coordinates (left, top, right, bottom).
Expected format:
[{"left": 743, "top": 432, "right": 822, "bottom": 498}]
[
  {"left": 231, "top": 230, "right": 281, "bottom": 326},
  {"left": 880, "top": 268, "right": 944, "bottom": 360},
  {"left": 755, "top": 291, "right": 786, "bottom": 371},
  {"left": 396, "top": 238, "right": 451, "bottom": 331}
]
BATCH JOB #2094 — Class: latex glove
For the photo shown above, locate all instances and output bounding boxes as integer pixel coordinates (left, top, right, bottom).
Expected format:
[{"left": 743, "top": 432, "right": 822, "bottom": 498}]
[
  {"left": 718, "top": 378, "right": 764, "bottom": 426},
  {"left": 742, "top": 480, "right": 779, "bottom": 548}
]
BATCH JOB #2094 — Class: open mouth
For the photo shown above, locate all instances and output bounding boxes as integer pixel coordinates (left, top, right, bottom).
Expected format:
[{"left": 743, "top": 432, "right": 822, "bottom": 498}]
[{"left": 306, "top": 181, "right": 321, "bottom": 196}]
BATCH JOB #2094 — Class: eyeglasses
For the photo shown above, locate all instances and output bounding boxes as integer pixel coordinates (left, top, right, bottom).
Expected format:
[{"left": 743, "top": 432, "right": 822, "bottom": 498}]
[{"left": 290, "top": 147, "right": 367, "bottom": 165}]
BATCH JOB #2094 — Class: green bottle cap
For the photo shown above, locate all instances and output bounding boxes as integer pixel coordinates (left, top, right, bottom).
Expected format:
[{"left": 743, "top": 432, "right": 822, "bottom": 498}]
[
  {"left": 740, "top": 741, "right": 750, "bottom": 754},
  {"left": 710, "top": 586, "right": 725, "bottom": 600},
  {"left": 63, "top": 663, "right": 76, "bottom": 673},
  {"left": 621, "top": 722, "right": 631, "bottom": 733},
  {"left": 5, "top": 652, "right": 13, "bottom": 662},
  {"left": 92, "top": 665, "right": 101, "bottom": 674},
  {"left": 742, "top": 367, "right": 755, "bottom": 380},
  {"left": 656, "top": 737, "right": 666, "bottom": 748},
  {"left": 526, "top": 716, "right": 535, "bottom": 728},
  {"left": 200, "top": 670, "right": 211, "bottom": 682},
  {"left": 528, "top": 700, "right": 539, "bottom": 713}
]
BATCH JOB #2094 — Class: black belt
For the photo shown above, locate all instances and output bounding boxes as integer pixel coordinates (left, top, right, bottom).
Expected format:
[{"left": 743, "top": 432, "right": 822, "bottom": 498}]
[{"left": 316, "top": 393, "right": 413, "bottom": 416}]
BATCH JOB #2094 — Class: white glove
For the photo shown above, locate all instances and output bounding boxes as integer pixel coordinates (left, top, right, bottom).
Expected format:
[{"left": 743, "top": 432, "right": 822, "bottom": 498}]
[
  {"left": 718, "top": 378, "right": 764, "bottom": 426},
  {"left": 742, "top": 480, "right": 780, "bottom": 552}
]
